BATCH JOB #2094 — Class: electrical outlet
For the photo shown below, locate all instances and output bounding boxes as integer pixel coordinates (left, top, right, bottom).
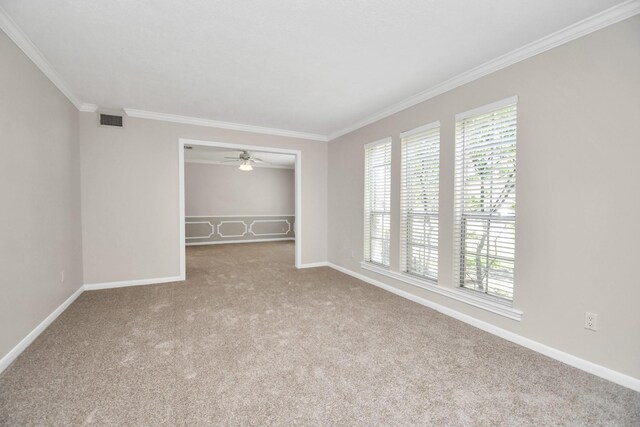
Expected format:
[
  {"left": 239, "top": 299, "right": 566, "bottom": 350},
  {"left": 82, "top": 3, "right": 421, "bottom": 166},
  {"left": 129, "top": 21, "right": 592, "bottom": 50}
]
[
  {"left": 585, "top": 312, "right": 598, "bottom": 331},
  {"left": 60, "top": 270, "right": 65, "bottom": 283}
]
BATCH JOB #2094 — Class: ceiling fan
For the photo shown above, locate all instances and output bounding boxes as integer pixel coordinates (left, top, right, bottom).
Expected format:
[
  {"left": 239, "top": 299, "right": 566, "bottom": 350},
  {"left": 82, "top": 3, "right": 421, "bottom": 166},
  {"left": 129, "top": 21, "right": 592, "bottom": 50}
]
[{"left": 222, "top": 150, "right": 268, "bottom": 171}]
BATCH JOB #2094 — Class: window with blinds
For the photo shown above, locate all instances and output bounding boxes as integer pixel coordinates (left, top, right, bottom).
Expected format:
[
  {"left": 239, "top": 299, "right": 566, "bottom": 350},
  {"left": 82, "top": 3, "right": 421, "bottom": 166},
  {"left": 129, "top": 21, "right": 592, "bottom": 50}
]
[
  {"left": 364, "top": 138, "right": 392, "bottom": 266},
  {"left": 453, "top": 97, "right": 517, "bottom": 301},
  {"left": 400, "top": 122, "right": 440, "bottom": 281}
]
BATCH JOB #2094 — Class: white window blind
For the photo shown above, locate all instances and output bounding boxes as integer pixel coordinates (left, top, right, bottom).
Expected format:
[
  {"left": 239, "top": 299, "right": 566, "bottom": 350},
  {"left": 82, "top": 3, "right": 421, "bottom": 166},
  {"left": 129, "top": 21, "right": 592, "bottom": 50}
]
[
  {"left": 400, "top": 122, "right": 440, "bottom": 281},
  {"left": 454, "top": 97, "right": 517, "bottom": 301},
  {"left": 364, "top": 138, "right": 392, "bottom": 266}
]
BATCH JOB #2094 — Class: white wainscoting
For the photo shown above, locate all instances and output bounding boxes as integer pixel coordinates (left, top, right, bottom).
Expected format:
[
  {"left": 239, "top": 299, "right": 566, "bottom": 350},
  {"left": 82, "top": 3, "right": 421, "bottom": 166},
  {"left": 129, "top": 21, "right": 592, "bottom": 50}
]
[{"left": 185, "top": 214, "right": 295, "bottom": 245}]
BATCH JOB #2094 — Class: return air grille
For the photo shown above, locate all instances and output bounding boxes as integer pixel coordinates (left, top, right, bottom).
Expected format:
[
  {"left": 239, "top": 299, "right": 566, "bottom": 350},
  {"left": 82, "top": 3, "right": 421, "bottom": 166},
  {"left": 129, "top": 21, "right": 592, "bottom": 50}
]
[{"left": 99, "top": 113, "right": 123, "bottom": 127}]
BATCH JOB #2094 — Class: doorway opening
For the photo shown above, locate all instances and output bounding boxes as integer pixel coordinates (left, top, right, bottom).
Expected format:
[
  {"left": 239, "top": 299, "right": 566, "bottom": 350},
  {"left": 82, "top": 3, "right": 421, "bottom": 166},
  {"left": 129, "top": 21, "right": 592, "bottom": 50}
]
[{"left": 178, "top": 139, "right": 302, "bottom": 279}]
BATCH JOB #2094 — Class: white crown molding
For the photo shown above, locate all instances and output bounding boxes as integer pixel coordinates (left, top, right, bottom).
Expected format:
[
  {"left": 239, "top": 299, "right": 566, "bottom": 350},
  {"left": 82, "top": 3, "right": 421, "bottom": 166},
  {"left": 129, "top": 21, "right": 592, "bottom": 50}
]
[
  {"left": 124, "top": 108, "right": 328, "bottom": 142},
  {"left": 79, "top": 103, "right": 98, "bottom": 112},
  {"left": 0, "top": 6, "right": 85, "bottom": 110},
  {"left": 327, "top": 0, "right": 640, "bottom": 141}
]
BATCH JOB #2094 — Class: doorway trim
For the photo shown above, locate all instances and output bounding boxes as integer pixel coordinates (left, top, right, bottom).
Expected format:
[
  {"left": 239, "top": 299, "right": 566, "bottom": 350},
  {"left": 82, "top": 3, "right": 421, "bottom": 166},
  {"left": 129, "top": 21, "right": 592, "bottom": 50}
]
[{"left": 178, "top": 138, "right": 302, "bottom": 277}]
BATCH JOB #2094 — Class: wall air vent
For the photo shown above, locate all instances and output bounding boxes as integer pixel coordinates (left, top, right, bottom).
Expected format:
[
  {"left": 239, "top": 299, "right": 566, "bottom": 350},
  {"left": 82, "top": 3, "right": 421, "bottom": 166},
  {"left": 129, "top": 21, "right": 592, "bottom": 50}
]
[{"left": 99, "top": 113, "right": 124, "bottom": 128}]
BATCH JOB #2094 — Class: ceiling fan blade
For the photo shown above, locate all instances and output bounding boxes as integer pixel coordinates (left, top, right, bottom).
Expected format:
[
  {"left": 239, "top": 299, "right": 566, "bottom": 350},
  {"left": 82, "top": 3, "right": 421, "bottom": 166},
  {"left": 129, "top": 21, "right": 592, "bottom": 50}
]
[
  {"left": 223, "top": 156, "right": 240, "bottom": 159},
  {"left": 221, "top": 159, "right": 240, "bottom": 163}
]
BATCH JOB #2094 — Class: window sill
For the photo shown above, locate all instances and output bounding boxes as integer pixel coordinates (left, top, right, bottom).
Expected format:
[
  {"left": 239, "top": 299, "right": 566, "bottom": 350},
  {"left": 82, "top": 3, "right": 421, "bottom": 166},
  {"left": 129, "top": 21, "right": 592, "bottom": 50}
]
[{"left": 360, "top": 262, "right": 523, "bottom": 321}]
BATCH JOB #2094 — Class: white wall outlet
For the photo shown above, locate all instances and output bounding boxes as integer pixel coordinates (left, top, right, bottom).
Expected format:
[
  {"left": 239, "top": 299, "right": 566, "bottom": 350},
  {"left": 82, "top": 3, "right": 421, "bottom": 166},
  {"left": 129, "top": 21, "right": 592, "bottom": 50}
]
[
  {"left": 60, "top": 270, "right": 65, "bottom": 283},
  {"left": 585, "top": 312, "right": 598, "bottom": 331}
]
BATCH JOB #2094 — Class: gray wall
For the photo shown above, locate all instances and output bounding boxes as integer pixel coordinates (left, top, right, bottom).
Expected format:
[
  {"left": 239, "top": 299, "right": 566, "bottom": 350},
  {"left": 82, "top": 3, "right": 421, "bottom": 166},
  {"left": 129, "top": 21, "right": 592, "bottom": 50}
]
[
  {"left": 328, "top": 16, "right": 640, "bottom": 378},
  {"left": 185, "top": 162, "right": 294, "bottom": 216},
  {"left": 80, "top": 116, "right": 327, "bottom": 284},
  {"left": 0, "top": 30, "right": 83, "bottom": 359}
]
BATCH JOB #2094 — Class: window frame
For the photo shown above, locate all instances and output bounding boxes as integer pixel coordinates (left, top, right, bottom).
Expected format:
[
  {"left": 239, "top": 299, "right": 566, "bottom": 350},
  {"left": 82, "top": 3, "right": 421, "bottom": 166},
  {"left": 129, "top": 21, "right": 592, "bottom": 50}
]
[
  {"left": 400, "top": 121, "right": 440, "bottom": 283},
  {"left": 363, "top": 137, "right": 392, "bottom": 267},
  {"left": 453, "top": 96, "right": 518, "bottom": 304}
]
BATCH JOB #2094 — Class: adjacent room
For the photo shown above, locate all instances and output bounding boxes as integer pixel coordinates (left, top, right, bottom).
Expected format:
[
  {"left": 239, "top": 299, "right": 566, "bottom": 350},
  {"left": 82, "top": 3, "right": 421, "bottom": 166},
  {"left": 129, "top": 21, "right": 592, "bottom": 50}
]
[
  {"left": 1, "top": 0, "right": 639, "bottom": 425},
  {"left": 183, "top": 144, "right": 297, "bottom": 256}
]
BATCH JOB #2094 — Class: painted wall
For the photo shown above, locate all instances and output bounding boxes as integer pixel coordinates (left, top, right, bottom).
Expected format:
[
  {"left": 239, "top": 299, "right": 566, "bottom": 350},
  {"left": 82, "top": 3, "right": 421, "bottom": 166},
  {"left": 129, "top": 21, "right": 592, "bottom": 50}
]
[
  {"left": 79, "top": 116, "right": 327, "bottom": 284},
  {"left": 328, "top": 16, "right": 640, "bottom": 378},
  {"left": 185, "top": 162, "right": 294, "bottom": 216},
  {"left": 0, "top": 30, "right": 83, "bottom": 360}
]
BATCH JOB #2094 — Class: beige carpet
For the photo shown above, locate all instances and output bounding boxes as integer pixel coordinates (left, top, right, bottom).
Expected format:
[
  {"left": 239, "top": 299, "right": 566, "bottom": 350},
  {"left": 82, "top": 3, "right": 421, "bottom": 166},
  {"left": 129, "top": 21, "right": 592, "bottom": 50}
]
[{"left": 0, "top": 242, "right": 638, "bottom": 425}]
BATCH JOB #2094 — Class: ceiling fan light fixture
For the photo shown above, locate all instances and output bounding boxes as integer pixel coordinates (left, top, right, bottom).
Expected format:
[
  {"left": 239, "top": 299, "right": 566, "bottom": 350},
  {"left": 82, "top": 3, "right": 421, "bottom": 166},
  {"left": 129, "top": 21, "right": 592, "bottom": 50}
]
[{"left": 239, "top": 162, "right": 253, "bottom": 171}]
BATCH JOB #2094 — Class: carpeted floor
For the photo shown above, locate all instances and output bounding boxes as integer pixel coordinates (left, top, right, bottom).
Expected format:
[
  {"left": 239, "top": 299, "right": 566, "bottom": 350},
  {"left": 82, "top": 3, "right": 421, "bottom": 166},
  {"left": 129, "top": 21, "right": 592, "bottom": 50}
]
[{"left": 0, "top": 242, "right": 638, "bottom": 425}]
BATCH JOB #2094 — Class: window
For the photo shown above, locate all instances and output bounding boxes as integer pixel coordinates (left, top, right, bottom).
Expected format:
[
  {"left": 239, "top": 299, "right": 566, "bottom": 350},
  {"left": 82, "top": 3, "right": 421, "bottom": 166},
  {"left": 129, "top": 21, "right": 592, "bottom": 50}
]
[
  {"left": 454, "top": 97, "right": 517, "bottom": 301},
  {"left": 364, "top": 138, "right": 392, "bottom": 266},
  {"left": 400, "top": 122, "right": 440, "bottom": 281}
]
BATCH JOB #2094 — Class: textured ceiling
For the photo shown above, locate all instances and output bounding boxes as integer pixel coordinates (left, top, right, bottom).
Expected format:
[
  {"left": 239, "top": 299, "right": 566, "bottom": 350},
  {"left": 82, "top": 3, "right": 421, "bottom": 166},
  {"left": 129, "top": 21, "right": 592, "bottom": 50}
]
[{"left": 0, "top": 0, "right": 626, "bottom": 136}]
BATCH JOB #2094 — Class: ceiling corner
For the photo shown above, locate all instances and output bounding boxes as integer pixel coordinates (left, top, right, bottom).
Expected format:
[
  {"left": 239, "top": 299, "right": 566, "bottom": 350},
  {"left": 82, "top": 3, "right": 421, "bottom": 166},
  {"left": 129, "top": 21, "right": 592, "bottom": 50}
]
[{"left": 0, "top": 5, "right": 89, "bottom": 111}]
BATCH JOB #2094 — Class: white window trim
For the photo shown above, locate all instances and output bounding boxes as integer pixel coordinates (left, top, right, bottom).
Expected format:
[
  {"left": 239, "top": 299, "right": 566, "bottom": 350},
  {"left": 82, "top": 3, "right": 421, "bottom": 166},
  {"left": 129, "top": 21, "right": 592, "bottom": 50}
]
[
  {"left": 399, "top": 120, "right": 440, "bottom": 139},
  {"left": 455, "top": 95, "right": 518, "bottom": 121},
  {"left": 453, "top": 96, "right": 518, "bottom": 303},
  {"left": 360, "top": 261, "right": 523, "bottom": 321},
  {"left": 363, "top": 136, "right": 393, "bottom": 149}
]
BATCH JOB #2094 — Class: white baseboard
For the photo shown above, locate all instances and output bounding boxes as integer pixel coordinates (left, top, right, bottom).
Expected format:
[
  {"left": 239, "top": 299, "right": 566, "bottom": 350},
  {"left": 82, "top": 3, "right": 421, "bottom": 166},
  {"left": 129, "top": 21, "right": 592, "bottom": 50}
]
[
  {"left": 186, "top": 238, "right": 294, "bottom": 246},
  {"left": 0, "top": 274, "right": 186, "bottom": 374},
  {"left": 297, "top": 261, "right": 329, "bottom": 269},
  {"left": 0, "top": 285, "right": 84, "bottom": 374},
  {"left": 327, "top": 262, "right": 640, "bottom": 392},
  {"left": 83, "top": 275, "right": 184, "bottom": 291}
]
